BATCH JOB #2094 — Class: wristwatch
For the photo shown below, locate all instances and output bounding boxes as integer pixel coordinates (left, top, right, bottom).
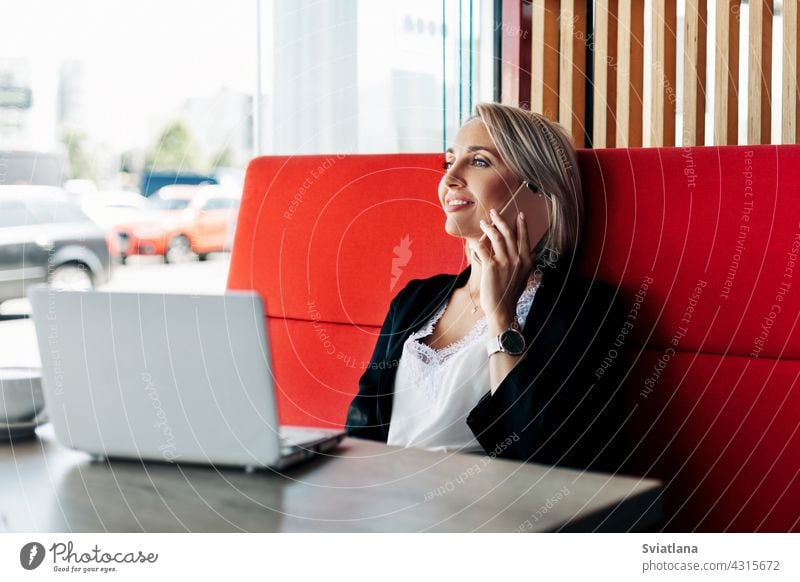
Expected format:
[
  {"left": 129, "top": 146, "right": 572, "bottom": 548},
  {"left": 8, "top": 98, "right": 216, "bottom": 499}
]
[{"left": 486, "top": 319, "right": 526, "bottom": 357}]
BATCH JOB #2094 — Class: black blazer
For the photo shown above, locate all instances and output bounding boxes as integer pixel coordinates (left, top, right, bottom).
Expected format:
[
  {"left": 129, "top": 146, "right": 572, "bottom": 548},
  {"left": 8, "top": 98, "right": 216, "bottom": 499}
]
[{"left": 344, "top": 260, "right": 627, "bottom": 471}]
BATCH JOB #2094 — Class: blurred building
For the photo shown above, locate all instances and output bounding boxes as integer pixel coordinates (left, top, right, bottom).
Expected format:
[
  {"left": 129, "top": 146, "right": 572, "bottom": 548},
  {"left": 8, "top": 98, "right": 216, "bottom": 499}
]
[
  {"left": 268, "top": 0, "right": 359, "bottom": 155},
  {"left": 58, "top": 61, "right": 86, "bottom": 128},
  {"left": 262, "top": 0, "right": 487, "bottom": 155},
  {"left": 0, "top": 59, "right": 39, "bottom": 149},
  {"left": 185, "top": 88, "right": 252, "bottom": 167}
]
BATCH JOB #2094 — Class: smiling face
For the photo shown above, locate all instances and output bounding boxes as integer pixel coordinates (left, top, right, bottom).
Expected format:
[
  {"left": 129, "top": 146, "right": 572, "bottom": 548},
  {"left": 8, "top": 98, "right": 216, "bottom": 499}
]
[{"left": 439, "top": 118, "right": 522, "bottom": 240}]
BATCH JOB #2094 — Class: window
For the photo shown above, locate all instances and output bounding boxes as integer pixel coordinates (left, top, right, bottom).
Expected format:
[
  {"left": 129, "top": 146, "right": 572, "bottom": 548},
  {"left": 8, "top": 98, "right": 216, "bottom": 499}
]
[
  {"left": 202, "top": 198, "right": 239, "bottom": 211},
  {"left": 26, "top": 198, "right": 92, "bottom": 224},
  {"left": 0, "top": 200, "right": 38, "bottom": 228},
  {"left": 0, "top": 1, "right": 254, "bottom": 192},
  {"left": 149, "top": 197, "right": 191, "bottom": 211},
  {"left": 2, "top": 1, "right": 496, "bottom": 174},
  {"left": 257, "top": 0, "right": 495, "bottom": 155},
  {"left": 0, "top": 0, "right": 497, "bottom": 297}
]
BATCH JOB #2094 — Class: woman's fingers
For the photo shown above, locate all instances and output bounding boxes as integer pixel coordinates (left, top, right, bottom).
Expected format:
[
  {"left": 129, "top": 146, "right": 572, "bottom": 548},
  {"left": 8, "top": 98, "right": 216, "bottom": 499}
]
[
  {"left": 469, "top": 237, "right": 491, "bottom": 265},
  {"left": 517, "top": 212, "right": 532, "bottom": 269},
  {"left": 479, "top": 216, "right": 508, "bottom": 263},
  {"left": 490, "top": 208, "right": 518, "bottom": 260},
  {"left": 485, "top": 207, "right": 518, "bottom": 262}
]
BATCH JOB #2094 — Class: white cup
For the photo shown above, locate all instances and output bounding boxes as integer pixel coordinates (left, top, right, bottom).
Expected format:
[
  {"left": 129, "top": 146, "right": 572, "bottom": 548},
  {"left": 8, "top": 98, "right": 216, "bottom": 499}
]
[{"left": 0, "top": 367, "right": 44, "bottom": 424}]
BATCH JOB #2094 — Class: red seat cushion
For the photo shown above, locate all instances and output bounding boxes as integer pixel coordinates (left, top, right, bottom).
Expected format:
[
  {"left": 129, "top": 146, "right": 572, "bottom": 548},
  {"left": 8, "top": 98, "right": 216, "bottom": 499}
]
[{"left": 624, "top": 350, "right": 800, "bottom": 532}]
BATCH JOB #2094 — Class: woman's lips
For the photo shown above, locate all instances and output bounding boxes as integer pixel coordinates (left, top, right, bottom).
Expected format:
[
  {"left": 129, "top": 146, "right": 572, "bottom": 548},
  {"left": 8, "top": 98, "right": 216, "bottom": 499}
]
[{"left": 444, "top": 199, "right": 475, "bottom": 212}]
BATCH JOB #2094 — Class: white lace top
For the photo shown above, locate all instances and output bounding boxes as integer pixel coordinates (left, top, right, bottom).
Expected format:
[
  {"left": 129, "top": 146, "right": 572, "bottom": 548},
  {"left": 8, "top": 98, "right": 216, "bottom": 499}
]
[{"left": 387, "top": 280, "right": 541, "bottom": 454}]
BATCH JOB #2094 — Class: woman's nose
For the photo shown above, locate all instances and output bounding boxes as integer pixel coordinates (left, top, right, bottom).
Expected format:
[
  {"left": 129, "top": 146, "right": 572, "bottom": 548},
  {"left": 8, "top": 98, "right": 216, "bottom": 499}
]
[{"left": 443, "top": 164, "right": 466, "bottom": 188}]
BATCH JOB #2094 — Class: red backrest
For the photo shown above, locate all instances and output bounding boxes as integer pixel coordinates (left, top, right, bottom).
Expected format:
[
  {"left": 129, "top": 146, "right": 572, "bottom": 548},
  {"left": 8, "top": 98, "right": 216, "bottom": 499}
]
[
  {"left": 227, "top": 154, "right": 466, "bottom": 429},
  {"left": 228, "top": 145, "right": 800, "bottom": 532},
  {"left": 579, "top": 145, "right": 800, "bottom": 532}
]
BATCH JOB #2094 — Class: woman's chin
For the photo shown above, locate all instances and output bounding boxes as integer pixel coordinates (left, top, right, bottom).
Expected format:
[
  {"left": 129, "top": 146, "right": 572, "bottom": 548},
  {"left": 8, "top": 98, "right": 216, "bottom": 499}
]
[{"left": 444, "top": 218, "right": 479, "bottom": 239}]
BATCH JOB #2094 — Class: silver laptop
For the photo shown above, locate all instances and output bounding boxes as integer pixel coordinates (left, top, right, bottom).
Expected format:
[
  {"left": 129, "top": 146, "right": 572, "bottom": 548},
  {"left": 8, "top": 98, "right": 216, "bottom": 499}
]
[{"left": 28, "top": 286, "right": 345, "bottom": 471}]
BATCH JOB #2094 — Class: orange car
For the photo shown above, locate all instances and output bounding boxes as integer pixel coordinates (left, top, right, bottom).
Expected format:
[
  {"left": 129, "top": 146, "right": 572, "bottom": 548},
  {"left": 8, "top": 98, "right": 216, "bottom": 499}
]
[{"left": 114, "top": 185, "right": 239, "bottom": 263}]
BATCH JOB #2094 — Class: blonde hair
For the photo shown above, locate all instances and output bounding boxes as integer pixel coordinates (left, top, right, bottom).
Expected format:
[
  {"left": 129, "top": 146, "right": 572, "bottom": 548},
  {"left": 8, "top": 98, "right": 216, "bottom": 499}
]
[{"left": 470, "top": 102, "right": 583, "bottom": 265}]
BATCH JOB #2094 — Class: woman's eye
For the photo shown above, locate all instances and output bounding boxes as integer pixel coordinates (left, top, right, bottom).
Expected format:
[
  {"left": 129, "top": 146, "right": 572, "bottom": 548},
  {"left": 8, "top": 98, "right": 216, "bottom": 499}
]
[{"left": 443, "top": 157, "right": 488, "bottom": 170}]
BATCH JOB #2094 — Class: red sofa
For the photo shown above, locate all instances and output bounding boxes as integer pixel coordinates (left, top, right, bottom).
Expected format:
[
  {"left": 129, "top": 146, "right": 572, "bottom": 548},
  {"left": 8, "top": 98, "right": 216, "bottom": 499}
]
[{"left": 228, "top": 146, "right": 800, "bottom": 532}]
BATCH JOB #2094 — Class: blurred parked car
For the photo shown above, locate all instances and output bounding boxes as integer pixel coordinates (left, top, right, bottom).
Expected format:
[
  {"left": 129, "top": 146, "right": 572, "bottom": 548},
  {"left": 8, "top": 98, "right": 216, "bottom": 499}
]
[
  {"left": 79, "top": 191, "right": 149, "bottom": 262},
  {"left": 81, "top": 191, "right": 149, "bottom": 230},
  {"left": 64, "top": 178, "right": 98, "bottom": 198},
  {"left": 139, "top": 171, "right": 218, "bottom": 197},
  {"left": 113, "top": 184, "right": 239, "bottom": 264},
  {"left": 0, "top": 186, "right": 112, "bottom": 306}
]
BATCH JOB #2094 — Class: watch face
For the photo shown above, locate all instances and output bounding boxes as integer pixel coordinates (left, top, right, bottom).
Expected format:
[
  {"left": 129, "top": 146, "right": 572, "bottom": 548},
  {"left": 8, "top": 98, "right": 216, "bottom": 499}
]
[{"left": 499, "top": 329, "right": 526, "bottom": 355}]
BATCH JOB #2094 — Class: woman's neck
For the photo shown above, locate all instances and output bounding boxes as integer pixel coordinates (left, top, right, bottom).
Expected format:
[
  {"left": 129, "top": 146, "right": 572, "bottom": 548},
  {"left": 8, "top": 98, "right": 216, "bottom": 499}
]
[{"left": 464, "top": 255, "right": 540, "bottom": 297}]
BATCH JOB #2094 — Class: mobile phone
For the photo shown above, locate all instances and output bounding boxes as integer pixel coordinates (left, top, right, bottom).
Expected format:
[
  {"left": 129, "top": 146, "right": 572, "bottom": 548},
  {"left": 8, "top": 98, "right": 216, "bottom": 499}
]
[{"left": 478, "top": 181, "right": 550, "bottom": 253}]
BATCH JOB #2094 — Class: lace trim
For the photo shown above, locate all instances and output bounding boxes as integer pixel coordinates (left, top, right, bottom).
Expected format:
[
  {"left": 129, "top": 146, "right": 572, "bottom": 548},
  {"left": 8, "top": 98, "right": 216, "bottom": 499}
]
[
  {"left": 515, "top": 281, "right": 539, "bottom": 329},
  {"left": 400, "top": 281, "right": 540, "bottom": 399},
  {"left": 406, "top": 303, "right": 488, "bottom": 363}
]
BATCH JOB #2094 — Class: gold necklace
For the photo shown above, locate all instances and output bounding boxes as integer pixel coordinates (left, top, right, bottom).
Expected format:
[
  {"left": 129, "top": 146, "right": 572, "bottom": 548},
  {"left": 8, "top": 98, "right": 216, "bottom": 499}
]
[
  {"left": 466, "top": 274, "right": 543, "bottom": 315},
  {"left": 466, "top": 284, "right": 480, "bottom": 314}
]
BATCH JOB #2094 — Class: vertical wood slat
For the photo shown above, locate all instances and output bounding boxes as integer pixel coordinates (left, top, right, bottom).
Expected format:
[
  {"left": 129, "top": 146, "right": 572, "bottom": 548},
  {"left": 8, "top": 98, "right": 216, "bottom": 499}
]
[
  {"left": 559, "top": 0, "right": 588, "bottom": 147},
  {"left": 683, "top": 0, "right": 707, "bottom": 145},
  {"left": 714, "top": 0, "right": 740, "bottom": 145},
  {"left": 747, "top": 0, "right": 773, "bottom": 144},
  {"left": 783, "top": 0, "right": 800, "bottom": 143},
  {"left": 501, "top": 0, "right": 532, "bottom": 109},
  {"left": 616, "top": 0, "right": 645, "bottom": 147},
  {"left": 531, "top": 0, "right": 560, "bottom": 121},
  {"left": 796, "top": 0, "right": 800, "bottom": 144},
  {"left": 593, "top": 0, "right": 619, "bottom": 147},
  {"left": 646, "top": 0, "right": 677, "bottom": 146}
]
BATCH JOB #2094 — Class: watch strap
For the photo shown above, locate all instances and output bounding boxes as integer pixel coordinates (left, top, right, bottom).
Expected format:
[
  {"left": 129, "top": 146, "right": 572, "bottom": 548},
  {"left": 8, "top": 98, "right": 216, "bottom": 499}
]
[
  {"left": 486, "top": 318, "right": 525, "bottom": 357},
  {"left": 486, "top": 335, "right": 503, "bottom": 357}
]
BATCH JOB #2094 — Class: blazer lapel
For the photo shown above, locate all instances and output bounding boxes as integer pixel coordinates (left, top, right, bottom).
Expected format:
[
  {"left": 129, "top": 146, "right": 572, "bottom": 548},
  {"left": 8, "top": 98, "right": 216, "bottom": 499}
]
[
  {"left": 375, "top": 265, "right": 471, "bottom": 438},
  {"left": 520, "top": 261, "right": 569, "bottom": 338},
  {"left": 373, "top": 260, "right": 571, "bottom": 439}
]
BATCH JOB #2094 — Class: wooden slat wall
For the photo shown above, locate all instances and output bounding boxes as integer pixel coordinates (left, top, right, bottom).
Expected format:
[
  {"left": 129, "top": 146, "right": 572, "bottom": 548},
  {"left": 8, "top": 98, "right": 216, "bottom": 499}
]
[
  {"left": 501, "top": 0, "right": 532, "bottom": 109},
  {"left": 616, "top": 0, "right": 644, "bottom": 147},
  {"left": 714, "top": 0, "right": 740, "bottom": 145},
  {"left": 505, "top": 0, "right": 798, "bottom": 147},
  {"left": 593, "top": 0, "right": 618, "bottom": 148},
  {"left": 783, "top": 0, "right": 800, "bottom": 143},
  {"left": 558, "top": 0, "right": 588, "bottom": 147},
  {"left": 683, "top": 0, "right": 707, "bottom": 145},
  {"left": 646, "top": 0, "right": 677, "bottom": 146},
  {"left": 530, "top": 0, "right": 559, "bottom": 120},
  {"left": 748, "top": 0, "right": 773, "bottom": 144}
]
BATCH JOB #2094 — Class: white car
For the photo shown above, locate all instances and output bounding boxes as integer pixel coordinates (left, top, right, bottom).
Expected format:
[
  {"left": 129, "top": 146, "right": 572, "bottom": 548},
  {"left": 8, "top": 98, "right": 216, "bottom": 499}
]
[{"left": 80, "top": 191, "right": 149, "bottom": 230}]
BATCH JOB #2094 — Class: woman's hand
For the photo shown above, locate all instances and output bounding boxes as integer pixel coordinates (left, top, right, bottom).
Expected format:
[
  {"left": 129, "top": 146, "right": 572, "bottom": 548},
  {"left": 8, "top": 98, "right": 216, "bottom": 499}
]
[{"left": 470, "top": 209, "right": 534, "bottom": 331}]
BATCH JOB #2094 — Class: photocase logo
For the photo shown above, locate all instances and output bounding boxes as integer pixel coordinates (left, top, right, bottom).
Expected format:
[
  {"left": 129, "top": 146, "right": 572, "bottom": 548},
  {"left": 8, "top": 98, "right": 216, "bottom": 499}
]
[
  {"left": 390, "top": 235, "right": 413, "bottom": 291},
  {"left": 20, "top": 542, "right": 46, "bottom": 570}
]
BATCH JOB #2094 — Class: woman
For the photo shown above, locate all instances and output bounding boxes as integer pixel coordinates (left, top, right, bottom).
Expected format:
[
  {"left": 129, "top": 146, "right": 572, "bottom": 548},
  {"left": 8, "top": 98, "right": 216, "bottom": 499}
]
[{"left": 345, "top": 103, "right": 626, "bottom": 471}]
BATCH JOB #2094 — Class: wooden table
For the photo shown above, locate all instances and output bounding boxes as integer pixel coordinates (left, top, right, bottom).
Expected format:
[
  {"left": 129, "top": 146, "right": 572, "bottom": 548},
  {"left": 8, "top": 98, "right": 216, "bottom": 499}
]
[{"left": 0, "top": 425, "right": 663, "bottom": 532}]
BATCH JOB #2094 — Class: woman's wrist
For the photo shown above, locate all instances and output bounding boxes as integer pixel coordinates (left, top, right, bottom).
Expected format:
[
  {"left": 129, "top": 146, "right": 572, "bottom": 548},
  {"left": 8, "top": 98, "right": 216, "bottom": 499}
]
[{"left": 487, "top": 309, "right": 517, "bottom": 336}]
